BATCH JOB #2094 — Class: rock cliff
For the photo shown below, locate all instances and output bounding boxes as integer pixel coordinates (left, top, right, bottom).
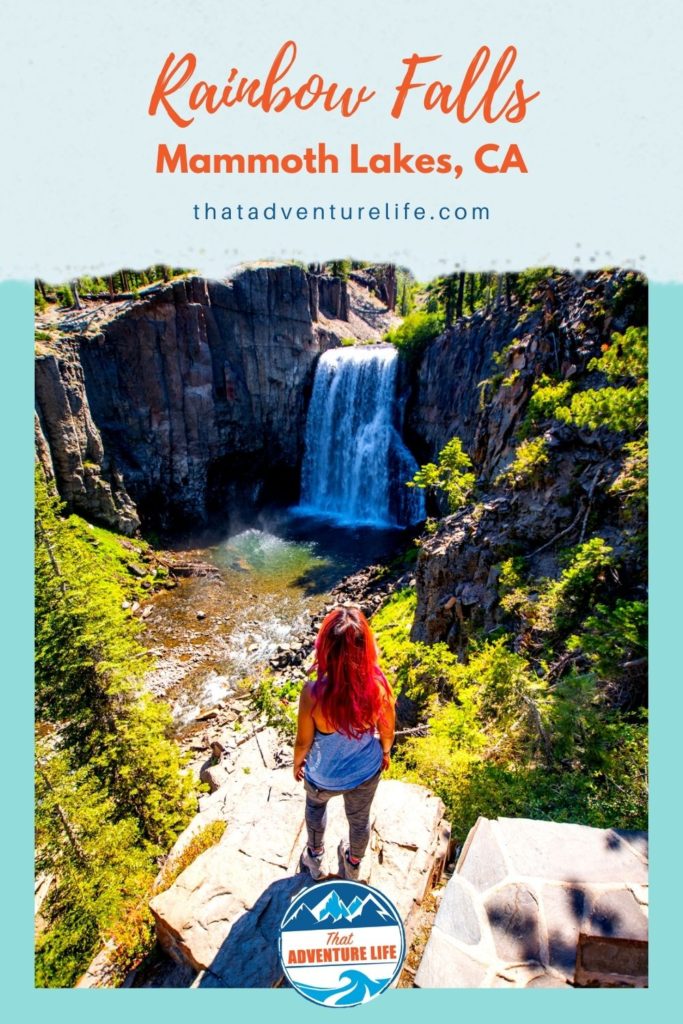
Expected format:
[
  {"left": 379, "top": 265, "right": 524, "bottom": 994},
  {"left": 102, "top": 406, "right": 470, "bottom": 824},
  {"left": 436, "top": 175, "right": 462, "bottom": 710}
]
[
  {"left": 407, "top": 270, "right": 647, "bottom": 649},
  {"left": 35, "top": 265, "right": 367, "bottom": 533},
  {"left": 406, "top": 306, "right": 517, "bottom": 465},
  {"left": 147, "top": 758, "right": 450, "bottom": 987}
]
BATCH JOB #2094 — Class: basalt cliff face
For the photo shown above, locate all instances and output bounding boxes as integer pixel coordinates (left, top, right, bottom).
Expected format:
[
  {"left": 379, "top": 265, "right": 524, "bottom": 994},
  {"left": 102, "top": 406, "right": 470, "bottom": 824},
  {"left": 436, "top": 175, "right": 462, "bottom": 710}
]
[
  {"left": 35, "top": 266, "right": 355, "bottom": 533},
  {"left": 406, "top": 270, "right": 648, "bottom": 653},
  {"left": 405, "top": 306, "right": 516, "bottom": 466}
]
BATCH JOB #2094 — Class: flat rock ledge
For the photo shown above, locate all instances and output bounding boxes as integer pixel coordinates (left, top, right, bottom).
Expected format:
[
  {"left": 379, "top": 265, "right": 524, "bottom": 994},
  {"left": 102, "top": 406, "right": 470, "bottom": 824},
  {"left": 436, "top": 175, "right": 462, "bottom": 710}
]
[
  {"left": 414, "top": 816, "right": 648, "bottom": 989},
  {"left": 149, "top": 766, "right": 450, "bottom": 988}
]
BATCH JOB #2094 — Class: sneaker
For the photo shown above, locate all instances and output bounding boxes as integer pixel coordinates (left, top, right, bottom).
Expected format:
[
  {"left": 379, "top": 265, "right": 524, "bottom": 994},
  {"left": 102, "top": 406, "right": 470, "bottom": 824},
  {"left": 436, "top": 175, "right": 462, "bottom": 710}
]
[
  {"left": 301, "top": 845, "right": 325, "bottom": 880},
  {"left": 338, "top": 840, "right": 362, "bottom": 881}
]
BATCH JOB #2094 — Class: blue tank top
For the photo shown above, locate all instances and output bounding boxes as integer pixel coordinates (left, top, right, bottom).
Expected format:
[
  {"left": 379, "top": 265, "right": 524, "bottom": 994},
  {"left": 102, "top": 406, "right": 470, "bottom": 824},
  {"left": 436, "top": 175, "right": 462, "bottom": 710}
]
[{"left": 304, "top": 726, "right": 383, "bottom": 791}]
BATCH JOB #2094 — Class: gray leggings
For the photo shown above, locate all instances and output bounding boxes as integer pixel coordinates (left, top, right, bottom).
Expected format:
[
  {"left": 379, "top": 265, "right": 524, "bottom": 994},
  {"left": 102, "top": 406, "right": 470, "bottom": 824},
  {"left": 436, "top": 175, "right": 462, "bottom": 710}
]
[{"left": 304, "top": 769, "right": 382, "bottom": 860}]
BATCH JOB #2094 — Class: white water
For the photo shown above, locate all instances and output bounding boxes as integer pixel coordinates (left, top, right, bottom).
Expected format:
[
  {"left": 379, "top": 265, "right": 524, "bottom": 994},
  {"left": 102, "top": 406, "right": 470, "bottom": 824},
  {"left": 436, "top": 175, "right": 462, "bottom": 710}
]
[{"left": 298, "top": 346, "right": 425, "bottom": 527}]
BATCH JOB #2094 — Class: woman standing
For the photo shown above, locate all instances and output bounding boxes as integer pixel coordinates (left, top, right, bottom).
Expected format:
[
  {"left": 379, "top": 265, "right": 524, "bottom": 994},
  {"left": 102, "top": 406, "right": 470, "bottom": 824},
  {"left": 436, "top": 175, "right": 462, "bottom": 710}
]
[{"left": 293, "top": 605, "right": 395, "bottom": 880}]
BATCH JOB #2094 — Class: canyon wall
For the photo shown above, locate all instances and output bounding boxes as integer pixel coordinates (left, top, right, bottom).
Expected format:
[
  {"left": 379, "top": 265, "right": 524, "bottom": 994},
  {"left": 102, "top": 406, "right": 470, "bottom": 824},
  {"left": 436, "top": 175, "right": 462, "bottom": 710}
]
[
  {"left": 405, "top": 308, "right": 514, "bottom": 466},
  {"left": 406, "top": 269, "right": 648, "bottom": 650},
  {"left": 35, "top": 266, "right": 351, "bottom": 533}
]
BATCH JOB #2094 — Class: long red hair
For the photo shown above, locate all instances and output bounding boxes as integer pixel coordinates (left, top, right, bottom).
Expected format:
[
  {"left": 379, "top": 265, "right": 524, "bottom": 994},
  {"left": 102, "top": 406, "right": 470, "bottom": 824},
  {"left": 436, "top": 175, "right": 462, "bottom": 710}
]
[{"left": 309, "top": 605, "right": 393, "bottom": 739}]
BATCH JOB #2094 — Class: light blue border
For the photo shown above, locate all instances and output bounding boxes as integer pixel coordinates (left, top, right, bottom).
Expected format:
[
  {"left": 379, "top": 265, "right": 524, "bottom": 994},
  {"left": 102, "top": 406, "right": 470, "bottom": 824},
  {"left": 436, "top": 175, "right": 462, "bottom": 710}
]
[{"left": 2, "top": 280, "right": 677, "bottom": 1020}]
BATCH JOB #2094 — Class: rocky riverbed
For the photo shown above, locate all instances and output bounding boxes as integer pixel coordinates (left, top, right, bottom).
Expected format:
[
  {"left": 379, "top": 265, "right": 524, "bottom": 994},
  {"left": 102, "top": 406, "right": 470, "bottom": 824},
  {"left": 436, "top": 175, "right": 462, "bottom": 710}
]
[{"left": 133, "top": 511, "right": 417, "bottom": 774}]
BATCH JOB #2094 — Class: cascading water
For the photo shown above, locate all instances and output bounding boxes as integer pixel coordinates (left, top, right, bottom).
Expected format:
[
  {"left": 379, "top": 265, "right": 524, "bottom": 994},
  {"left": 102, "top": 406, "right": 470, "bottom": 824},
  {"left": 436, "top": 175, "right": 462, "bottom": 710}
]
[{"left": 298, "top": 346, "right": 425, "bottom": 527}]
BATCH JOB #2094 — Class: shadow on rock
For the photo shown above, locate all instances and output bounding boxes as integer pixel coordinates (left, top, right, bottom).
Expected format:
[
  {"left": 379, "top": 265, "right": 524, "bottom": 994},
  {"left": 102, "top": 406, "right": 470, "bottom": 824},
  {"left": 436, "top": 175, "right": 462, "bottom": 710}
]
[{"left": 198, "top": 873, "right": 317, "bottom": 987}]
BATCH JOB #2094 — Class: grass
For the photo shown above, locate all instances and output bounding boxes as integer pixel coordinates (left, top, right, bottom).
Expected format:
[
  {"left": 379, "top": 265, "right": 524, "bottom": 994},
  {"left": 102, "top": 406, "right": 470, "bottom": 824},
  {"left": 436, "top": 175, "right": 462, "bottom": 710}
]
[
  {"left": 62, "top": 514, "right": 161, "bottom": 600},
  {"left": 105, "top": 819, "right": 227, "bottom": 983},
  {"left": 156, "top": 820, "right": 227, "bottom": 893}
]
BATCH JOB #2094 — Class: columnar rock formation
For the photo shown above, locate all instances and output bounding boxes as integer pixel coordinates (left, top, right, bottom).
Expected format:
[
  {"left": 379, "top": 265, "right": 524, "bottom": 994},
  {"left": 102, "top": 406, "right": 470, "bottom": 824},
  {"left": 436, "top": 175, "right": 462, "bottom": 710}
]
[
  {"left": 407, "top": 270, "right": 647, "bottom": 648},
  {"left": 35, "top": 266, "right": 354, "bottom": 533}
]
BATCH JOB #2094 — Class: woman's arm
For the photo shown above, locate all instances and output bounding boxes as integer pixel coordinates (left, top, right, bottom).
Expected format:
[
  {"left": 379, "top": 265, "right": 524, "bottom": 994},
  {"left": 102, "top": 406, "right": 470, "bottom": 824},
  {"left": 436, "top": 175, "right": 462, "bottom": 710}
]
[
  {"left": 293, "top": 684, "right": 316, "bottom": 781},
  {"left": 378, "top": 687, "right": 396, "bottom": 771}
]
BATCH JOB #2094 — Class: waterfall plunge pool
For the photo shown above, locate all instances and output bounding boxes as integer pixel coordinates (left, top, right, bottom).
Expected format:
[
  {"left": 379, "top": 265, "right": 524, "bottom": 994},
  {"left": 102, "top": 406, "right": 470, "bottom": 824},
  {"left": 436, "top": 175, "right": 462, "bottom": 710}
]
[
  {"left": 143, "top": 344, "right": 424, "bottom": 737},
  {"left": 142, "top": 508, "right": 412, "bottom": 732}
]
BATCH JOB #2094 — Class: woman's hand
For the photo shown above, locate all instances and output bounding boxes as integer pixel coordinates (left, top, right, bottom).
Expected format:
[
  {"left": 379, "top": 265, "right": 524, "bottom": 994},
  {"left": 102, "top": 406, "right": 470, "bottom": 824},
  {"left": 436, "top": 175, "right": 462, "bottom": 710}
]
[
  {"left": 293, "top": 760, "right": 306, "bottom": 781},
  {"left": 381, "top": 751, "right": 391, "bottom": 772}
]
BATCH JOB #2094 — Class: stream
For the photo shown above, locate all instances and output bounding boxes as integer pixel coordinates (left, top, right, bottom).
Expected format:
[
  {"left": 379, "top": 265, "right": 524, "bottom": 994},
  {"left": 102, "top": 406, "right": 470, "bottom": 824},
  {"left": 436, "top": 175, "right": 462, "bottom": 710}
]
[{"left": 142, "top": 508, "right": 407, "bottom": 738}]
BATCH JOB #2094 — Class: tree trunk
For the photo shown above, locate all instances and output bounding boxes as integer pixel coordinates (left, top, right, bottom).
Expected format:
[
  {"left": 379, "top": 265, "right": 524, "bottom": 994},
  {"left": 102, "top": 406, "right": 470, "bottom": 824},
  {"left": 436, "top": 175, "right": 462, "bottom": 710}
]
[
  {"left": 36, "top": 764, "right": 87, "bottom": 864},
  {"left": 495, "top": 273, "right": 504, "bottom": 309},
  {"left": 506, "top": 272, "right": 517, "bottom": 310},
  {"left": 35, "top": 511, "right": 68, "bottom": 597},
  {"left": 456, "top": 271, "right": 466, "bottom": 320}
]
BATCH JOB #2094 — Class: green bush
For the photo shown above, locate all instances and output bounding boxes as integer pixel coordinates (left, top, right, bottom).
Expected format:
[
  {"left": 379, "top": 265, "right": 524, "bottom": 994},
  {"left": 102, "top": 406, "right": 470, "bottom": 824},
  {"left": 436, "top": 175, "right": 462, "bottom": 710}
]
[
  {"left": 495, "top": 437, "right": 549, "bottom": 488},
  {"left": 385, "top": 310, "right": 444, "bottom": 362},
  {"left": 526, "top": 374, "right": 574, "bottom": 422},
  {"left": 327, "top": 259, "right": 352, "bottom": 281},
  {"left": 557, "top": 387, "right": 647, "bottom": 432},
  {"left": 58, "top": 284, "right": 74, "bottom": 308},
  {"left": 593, "top": 326, "right": 647, "bottom": 382},
  {"left": 385, "top": 621, "right": 647, "bottom": 840},
  {"left": 609, "top": 436, "right": 648, "bottom": 514},
  {"left": 249, "top": 673, "right": 302, "bottom": 738},
  {"left": 575, "top": 599, "right": 647, "bottom": 680},
  {"left": 391, "top": 716, "right": 647, "bottom": 842},
  {"left": 373, "top": 568, "right": 647, "bottom": 849},
  {"left": 500, "top": 538, "right": 616, "bottom": 639},
  {"left": 156, "top": 820, "right": 227, "bottom": 892},
  {"left": 407, "top": 436, "right": 475, "bottom": 513},
  {"left": 553, "top": 327, "right": 647, "bottom": 433}
]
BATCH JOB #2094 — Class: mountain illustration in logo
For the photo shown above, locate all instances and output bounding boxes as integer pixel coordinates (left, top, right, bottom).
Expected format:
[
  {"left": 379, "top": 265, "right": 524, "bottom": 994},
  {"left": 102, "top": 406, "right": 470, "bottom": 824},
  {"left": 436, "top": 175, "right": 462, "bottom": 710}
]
[{"left": 283, "top": 888, "right": 396, "bottom": 931}]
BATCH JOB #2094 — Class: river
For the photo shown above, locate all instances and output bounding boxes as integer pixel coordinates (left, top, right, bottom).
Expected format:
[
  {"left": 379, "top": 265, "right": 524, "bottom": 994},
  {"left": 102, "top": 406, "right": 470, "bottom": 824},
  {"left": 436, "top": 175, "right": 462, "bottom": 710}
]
[{"left": 142, "top": 508, "right": 409, "bottom": 736}]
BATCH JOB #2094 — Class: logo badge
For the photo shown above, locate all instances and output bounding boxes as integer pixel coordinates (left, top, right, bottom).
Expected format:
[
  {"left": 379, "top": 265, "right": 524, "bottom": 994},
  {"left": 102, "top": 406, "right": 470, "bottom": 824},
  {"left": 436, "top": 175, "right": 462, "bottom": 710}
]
[{"left": 279, "top": 880, "right": 406, "bottom": 1007}]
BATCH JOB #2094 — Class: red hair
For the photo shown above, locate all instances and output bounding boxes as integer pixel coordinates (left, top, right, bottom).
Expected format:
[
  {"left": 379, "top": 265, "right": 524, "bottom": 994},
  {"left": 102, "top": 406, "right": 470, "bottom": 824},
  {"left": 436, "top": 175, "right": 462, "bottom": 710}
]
[{"left": 309, "top": 605, "right": 393, "bottom": 739}]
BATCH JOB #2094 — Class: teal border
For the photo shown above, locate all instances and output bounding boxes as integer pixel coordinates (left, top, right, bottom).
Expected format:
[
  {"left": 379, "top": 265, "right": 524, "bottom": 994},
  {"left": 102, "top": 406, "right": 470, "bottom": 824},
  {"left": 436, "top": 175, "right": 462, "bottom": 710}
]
[{"left": 2, "top": 280, "right": 678, "bottom": 1020}]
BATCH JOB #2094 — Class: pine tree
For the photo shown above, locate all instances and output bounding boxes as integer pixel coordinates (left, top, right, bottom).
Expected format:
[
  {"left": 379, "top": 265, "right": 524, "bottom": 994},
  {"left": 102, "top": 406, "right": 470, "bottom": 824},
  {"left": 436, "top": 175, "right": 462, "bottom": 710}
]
[
  {"left": 35, "top": 468, "right": 194, "bottom": 846},
  {"left": 35, "top": 738, "right": 155, "bottom": 987}
]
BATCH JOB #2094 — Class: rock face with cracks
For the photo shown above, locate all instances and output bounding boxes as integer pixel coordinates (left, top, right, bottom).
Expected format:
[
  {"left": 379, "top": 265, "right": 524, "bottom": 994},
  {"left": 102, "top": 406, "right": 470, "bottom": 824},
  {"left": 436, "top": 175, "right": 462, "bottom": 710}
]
[
  {"left": 407, "top": 270, "right": 648, "bottom": 651},
  {"left": 415, "top": 816, "right": 648, "bottom": 989},
  {"left": 35, "top": 266, "right": 359, "bottom": 533},
  {"left": 149, "top": 767, "right": 449, "bottom": 987}
]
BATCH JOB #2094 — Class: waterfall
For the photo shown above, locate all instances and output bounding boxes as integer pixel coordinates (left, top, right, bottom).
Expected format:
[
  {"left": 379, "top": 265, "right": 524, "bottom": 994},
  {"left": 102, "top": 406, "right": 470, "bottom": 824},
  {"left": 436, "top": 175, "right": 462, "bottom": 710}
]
[{"left": 298, "top": 346, "right": 425, "bottom": 527}]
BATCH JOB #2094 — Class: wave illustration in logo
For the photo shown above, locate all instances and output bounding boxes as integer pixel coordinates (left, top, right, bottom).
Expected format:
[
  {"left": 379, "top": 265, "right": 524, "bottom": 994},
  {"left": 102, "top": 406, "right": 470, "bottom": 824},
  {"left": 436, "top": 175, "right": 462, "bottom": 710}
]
[{"left": 295, "top": 969, "right": 391, "bottom": 1006}]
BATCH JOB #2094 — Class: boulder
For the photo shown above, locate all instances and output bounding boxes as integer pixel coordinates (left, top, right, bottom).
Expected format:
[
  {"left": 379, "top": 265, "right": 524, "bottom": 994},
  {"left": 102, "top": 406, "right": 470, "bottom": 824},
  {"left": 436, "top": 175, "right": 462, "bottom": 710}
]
[
  {"left": 199, "top": 760, "right": 233, "bottom": 792},
  {"left": 415, "top": 816, "right": 648, "bottom": 989},
  {"left": 150, "top": 768, "right": 449, "bottom": 987}
]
